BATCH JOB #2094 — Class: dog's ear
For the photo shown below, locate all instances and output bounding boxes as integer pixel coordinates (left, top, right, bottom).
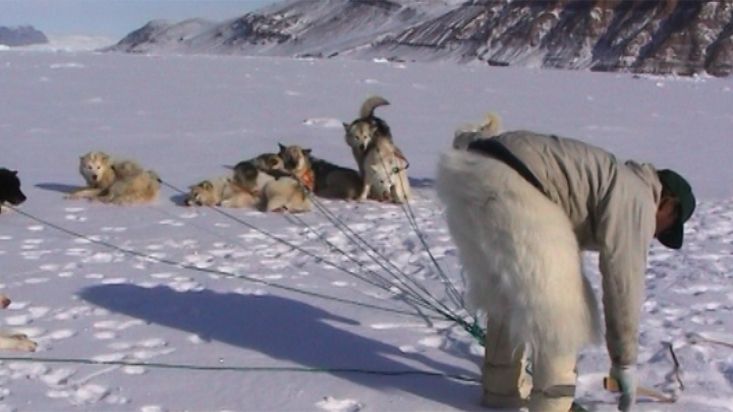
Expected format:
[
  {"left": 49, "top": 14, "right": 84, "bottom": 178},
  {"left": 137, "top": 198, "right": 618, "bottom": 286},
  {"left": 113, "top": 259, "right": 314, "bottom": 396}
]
[
  {"left": 278, "top": 143, "right": 287, "bottom": 153},
  {"left": 11, "top": 170, "right": 18, "bottom": 176},
  {"left": 304, "top": 148, "right": 312, "bottom": 156},
  {"left": 202, "top": 181, "right": 213, "bottom": 190},
  {"left": 343, "top": 122, "right": 350, "bottom": 131}
]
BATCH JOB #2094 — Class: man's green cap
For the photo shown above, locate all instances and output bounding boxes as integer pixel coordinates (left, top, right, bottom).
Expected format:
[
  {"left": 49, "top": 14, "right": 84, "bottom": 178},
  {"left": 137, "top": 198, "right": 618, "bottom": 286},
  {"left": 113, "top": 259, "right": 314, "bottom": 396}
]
[{"left": 657, "top": 169, "right": 695, "bottom": 249}]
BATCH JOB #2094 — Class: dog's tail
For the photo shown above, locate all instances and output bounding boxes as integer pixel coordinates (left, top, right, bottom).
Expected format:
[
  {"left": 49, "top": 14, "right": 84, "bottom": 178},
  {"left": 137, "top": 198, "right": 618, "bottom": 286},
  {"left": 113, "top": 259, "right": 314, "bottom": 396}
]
[
  {"left": 436, "top": 150, "right": 601, "bottom": 357},
  {"left": 452, "top": 112, "right": 503, "bottom": 150},
  {"left": 359, "top": 95, "right": 390, "bottom": 119}
]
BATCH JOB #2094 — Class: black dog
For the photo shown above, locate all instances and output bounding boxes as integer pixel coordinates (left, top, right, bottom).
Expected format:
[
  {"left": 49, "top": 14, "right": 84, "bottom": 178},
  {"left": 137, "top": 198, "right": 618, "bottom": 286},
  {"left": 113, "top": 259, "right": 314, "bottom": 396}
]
[{"left": 0, "top": 168, "right": 26, "bottom": 212}]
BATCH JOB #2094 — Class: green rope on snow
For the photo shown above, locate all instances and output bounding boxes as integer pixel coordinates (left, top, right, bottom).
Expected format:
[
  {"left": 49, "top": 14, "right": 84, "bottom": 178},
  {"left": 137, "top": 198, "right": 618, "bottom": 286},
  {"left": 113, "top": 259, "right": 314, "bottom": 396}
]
[{"left": 0, "top": 356, "right": 479, "bottom": 383}]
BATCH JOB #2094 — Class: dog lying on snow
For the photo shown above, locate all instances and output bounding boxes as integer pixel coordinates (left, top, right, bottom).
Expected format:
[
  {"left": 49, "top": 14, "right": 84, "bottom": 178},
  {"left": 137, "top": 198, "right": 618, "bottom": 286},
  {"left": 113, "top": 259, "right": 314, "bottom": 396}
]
[
  {"left": 343, "top": 96, "right": 410, "bottom": 203},
  {"left": 0, "top": 168, "right": 27, "bottom": 213},
  {"left": 67, "top": 152, "right": 160, "bottom": 205},
  {"left": 277, "top": 144, "right": 362, "bottom": 201},
  {"left": 185, "top": 152, "right": 311, "bottom": 213}
]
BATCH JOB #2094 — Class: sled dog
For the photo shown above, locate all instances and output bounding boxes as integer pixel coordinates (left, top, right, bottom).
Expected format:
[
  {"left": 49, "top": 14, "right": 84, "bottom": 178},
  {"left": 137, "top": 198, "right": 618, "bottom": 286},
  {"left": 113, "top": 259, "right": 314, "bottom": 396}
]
[
  {"left": 452, "top": 112, "right": 503, "bottom": 150},
  {"left": 343, "top": 95, "right": 393, "bottom": 177},
  {"left": 0, "top": 294, "right": 37, "bottom": 351},
  {"left": 67, "top": 152, "right": 160, "bottom": 205},
  {"left": 343, "top": 96, "right": 410, "bottom": 203},
  {"left": 231, "top": 152, "right": 309, "bottom": 212},
  {"left": 277, "top": 144, "right": 362, "bottom": 200},
  {"left": 0, "top": 175, "right": 36, "bottom": 350},
  {"left": 249, "top": 153, "right": 287, "bottom": 177},
  {"left": 184, "top": 176, "right": 257, "bottom": 208},
  {"left": 277, "top": 144, "right": 316, "bottom": 192},
  {"left": 0, "top": 168, "right": 26, "bottom": 213}
]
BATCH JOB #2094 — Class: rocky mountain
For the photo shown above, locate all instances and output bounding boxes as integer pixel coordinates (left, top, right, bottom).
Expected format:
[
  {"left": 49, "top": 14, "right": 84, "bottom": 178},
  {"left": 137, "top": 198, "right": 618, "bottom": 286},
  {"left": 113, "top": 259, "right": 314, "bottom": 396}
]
[
  {"left": 107, "top": 0, "right": 733, "bottom": 77},
  {"left": 0, "top": 25, "right": 49, "bottom": 47}
]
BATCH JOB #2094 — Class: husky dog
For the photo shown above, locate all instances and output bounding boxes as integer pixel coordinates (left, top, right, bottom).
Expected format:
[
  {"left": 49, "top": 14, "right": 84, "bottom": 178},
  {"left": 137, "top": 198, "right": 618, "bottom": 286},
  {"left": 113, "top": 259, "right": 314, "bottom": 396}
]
[
  {"left": 249, "top": 153, "right": 286, "bottom": 176},
  {"left": 277, "top": 144, "right": 362, "bottom": 200},
  {"left": 0, "top": 168, "right": 26, "bottom": 213},
  {"left": 0, "top": 172, "right": 37, "bottom": 349},
  {"left": 0, "top": 294, "right": 37, "bottom": 351},
  {"left": 67, "top": 152, "right": 160, "bottom": 205},
  {"left": 343, "top": 95, "right": 393, "bottom": 177},
  {"left": 452, "top": 112, "right": 503, "bottom": 150},
  {"left": 231, "top": 151, "right": 310, "bottom": 213},
  {"left": 184, "top": 176, "right": 257, "bottom": 208},
  {"left": 277, "top": 144, "right": 316, "bottom": 192},
  {"left": 360, "top": 137, "right": 411, "bottom": 203},
  {"left": 310, "top": 157, "right": 363, "bottom": 200},
  {"left": 343, "top": 96, "right": 410, "bottom": 203}
]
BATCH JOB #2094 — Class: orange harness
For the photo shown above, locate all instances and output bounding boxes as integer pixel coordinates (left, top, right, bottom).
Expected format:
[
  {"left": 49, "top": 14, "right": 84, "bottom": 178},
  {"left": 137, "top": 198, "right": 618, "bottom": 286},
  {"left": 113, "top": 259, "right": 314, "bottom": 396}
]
[{"left": 296, "top": 169, "right": 315, "bottom": 192}]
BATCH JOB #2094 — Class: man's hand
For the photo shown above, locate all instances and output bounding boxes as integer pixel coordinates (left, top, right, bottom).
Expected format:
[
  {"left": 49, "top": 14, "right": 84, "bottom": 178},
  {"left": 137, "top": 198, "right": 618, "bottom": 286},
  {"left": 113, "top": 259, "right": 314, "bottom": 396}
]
[{"left": 610, "top": 364, "right": 637, "bottom": 411}]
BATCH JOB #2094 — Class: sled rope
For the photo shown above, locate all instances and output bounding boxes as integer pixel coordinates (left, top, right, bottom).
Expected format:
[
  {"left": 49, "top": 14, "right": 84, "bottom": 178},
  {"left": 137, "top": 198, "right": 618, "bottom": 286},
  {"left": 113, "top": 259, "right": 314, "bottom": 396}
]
[
  {"left": 372, "top": 148, "right": 482, "bottom": 339},
  {"left": 285, "top": 212, "right": 437, "bottom": 324},
  {"left": 687, "top": 331, "right": 733, "bottom": 349},
  {"left": 163, "top": 180, "right": 454, "bottom": 319},
  {"left": 303, "top": 186, "right": 454, "bottom": 314},
  {"left": 278, "top": 175, "right": 485, "bottom": 343},
  {"left": 0, "top": 356, "right": 479, "bottom": 382},
  {"left": 301, "top": 190, "right": 461, "bottom": 319},
  {"left": 373, "top": 146, "right": 465, "bottom": 310},
  {"left": 7, "top": 205, "right": 436, "bottom": 320},
  {"left": 291, "top": 196, "right": 485, "bottom": 343},
  {"left": 166, "top": 179, "right": 485, "bottom": 344}
]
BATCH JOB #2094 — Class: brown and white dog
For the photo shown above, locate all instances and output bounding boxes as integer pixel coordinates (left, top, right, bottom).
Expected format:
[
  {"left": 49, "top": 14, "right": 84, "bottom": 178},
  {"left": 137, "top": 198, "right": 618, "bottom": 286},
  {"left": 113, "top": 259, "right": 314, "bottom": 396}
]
[
  {"left": 67, "top": 152, "right": 160, "bottom": 205},
  {"left": 233, "top": 151, "right": 311, "bottom": 213},
  {"left": 343, "top": 96, "right": 411, "bottom": 203},
  {"left": 184, "top": 176, "right": 258, "bottom": 208}
]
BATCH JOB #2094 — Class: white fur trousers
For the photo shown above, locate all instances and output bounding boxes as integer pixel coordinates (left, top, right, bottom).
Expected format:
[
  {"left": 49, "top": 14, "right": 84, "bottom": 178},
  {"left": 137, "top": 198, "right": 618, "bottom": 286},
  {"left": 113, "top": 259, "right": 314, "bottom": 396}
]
[{"left": 437, "top": 150, "right": 601, "bottom": 358}]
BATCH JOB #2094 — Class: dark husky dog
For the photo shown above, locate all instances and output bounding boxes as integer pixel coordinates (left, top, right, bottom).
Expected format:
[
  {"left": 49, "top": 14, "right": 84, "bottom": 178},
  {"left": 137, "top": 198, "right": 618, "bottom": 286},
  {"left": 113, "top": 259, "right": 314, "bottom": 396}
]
[
  {"left": 278, "top": 144, "right": 362, "bottom": 200},
  {"left": 0, "top": 169, "right": 36, "bottom": 351},
  {"left": 0, "top": 168, "right": 27, "bottom": 213}
]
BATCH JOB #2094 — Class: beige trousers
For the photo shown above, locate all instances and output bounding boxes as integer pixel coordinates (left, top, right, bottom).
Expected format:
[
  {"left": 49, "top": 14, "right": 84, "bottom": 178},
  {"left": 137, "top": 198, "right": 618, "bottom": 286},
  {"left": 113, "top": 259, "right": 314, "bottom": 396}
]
[{"left": 482, "top": 318, "right": 577, "bottom": 412}]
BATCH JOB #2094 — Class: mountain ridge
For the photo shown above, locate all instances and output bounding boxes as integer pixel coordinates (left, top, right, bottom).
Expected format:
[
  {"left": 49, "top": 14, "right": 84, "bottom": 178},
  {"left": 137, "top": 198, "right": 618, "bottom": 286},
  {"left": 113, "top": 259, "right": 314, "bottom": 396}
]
[{"left": 106, "top": 0, "right": 733, "bottom": 77}]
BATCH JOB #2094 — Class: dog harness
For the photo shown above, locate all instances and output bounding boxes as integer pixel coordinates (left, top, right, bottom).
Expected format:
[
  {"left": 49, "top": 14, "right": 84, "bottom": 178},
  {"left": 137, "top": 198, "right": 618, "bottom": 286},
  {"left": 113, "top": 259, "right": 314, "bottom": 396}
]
[
  {"left": 296, "top": 169, "right": 315, "bottom": 192},
  {"left": 467, "top": 139, "right": 547, "bottom": 196}
]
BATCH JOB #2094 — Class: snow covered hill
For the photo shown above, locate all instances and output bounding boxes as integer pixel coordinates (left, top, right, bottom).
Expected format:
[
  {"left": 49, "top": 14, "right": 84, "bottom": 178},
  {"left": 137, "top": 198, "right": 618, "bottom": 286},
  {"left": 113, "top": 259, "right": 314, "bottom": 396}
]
[
  {"left": 107, "top": 0, "right": 733, "bottom": 77},
  {"left": 0, "top": 49, "right": 731, "bottom": 411}
]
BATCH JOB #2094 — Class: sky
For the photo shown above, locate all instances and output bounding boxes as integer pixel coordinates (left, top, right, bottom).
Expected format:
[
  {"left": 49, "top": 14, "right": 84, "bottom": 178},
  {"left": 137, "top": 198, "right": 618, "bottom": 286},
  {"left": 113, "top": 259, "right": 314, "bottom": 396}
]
[{"left": 0, "top": 0, "right": 276, "bottom": 39}]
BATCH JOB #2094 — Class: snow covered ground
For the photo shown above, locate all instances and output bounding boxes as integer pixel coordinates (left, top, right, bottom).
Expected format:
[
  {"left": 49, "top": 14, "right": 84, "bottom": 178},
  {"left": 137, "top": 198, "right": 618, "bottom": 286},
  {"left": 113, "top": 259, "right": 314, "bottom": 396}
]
[{"left": 0, "top": 50, "right": 731, "bottom": 411}]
